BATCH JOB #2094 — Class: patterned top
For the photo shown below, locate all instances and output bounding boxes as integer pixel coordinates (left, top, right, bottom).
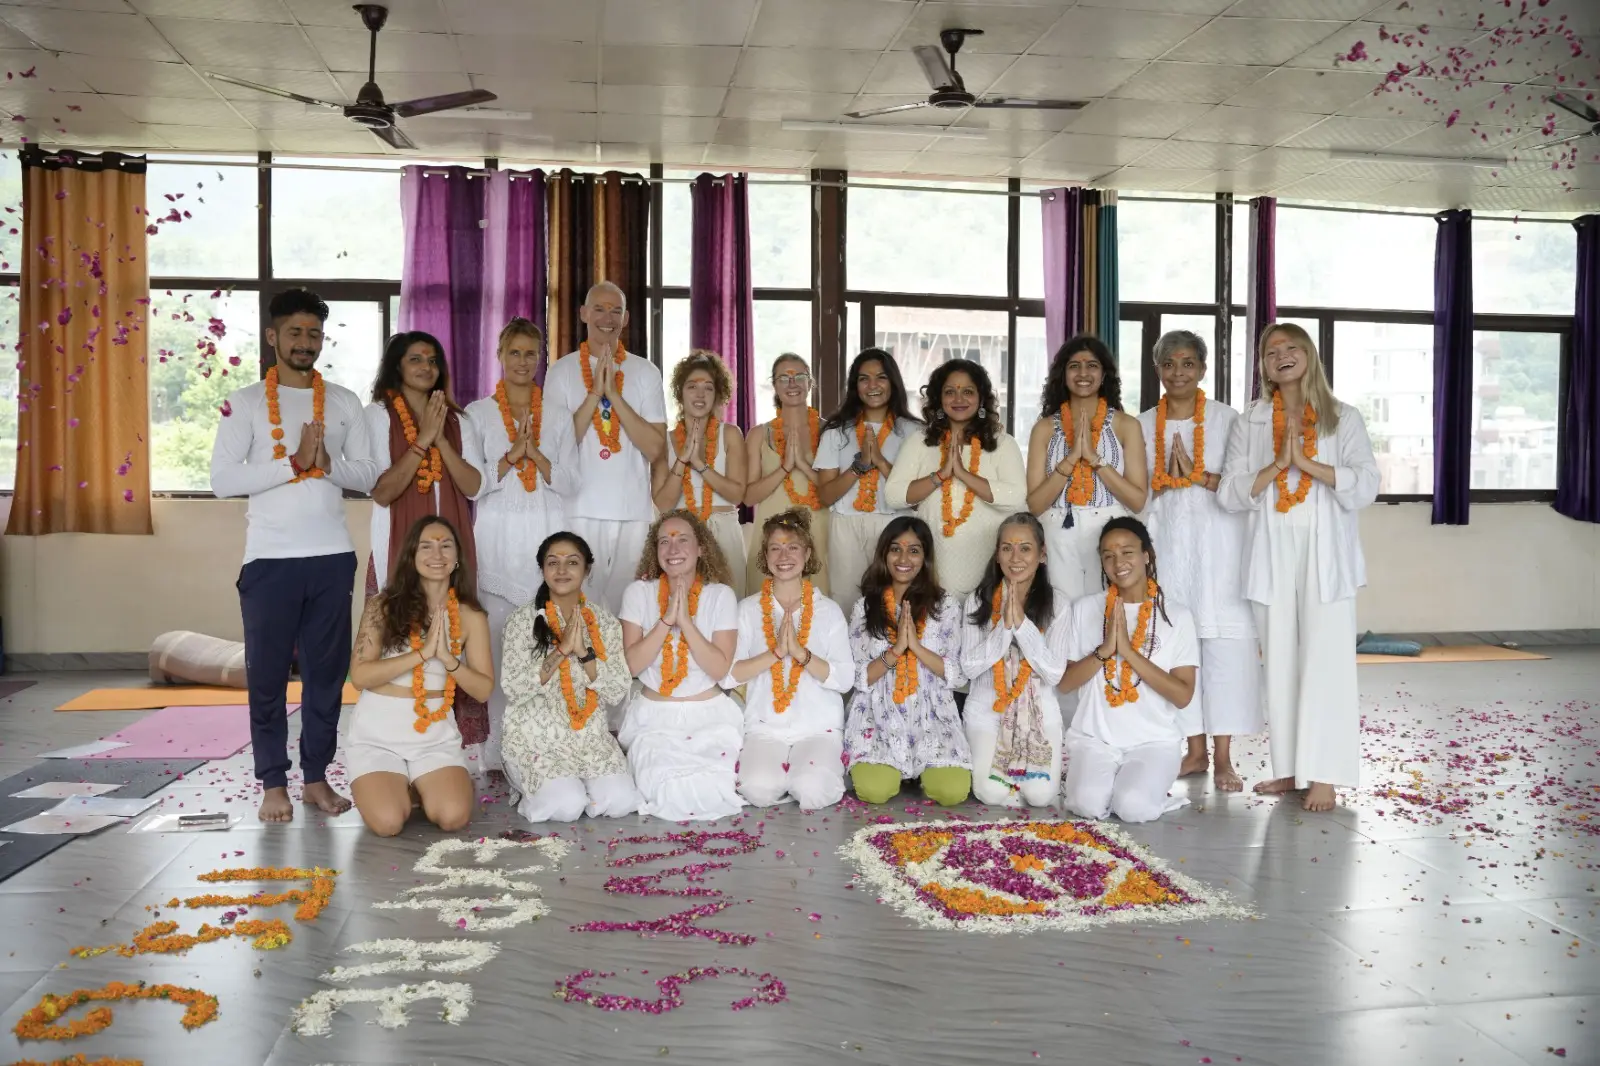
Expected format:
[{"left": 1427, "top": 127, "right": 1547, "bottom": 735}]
[
  {"left": 844, "top": 593, "right": 969, "bottom": 778},
  {"left": 1045, "top": 410, "right": 1124, "bottom": 512}
]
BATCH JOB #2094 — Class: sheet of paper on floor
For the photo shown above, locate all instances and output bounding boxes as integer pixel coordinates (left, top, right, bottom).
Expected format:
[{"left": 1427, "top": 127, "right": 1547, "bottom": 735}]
[{"left": 9, "top": 781, "right": 122, "bottom": 800}]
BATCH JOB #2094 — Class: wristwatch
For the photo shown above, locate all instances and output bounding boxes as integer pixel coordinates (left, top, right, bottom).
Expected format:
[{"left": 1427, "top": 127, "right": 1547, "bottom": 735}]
[{"left": 577, "top": 648, "right": 597, "bottom": 664}]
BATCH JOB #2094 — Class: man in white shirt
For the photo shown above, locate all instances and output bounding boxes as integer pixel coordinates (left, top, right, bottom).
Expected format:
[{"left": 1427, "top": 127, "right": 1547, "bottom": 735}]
[
  {"left": 210, "top": 288, "right": 379, "bottom": 823},
  {"left": 542, "top": 281, "right": 667, "bottom": 612}
]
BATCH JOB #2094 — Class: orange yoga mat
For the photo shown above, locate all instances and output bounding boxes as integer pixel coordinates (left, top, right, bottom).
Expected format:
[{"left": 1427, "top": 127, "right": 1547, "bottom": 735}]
[
  {"left": 57, "top": 682, "right": 360, "bottom": 712},
  {"left": 1357, "top": 645, "right": 1549, "bottom": 665}
]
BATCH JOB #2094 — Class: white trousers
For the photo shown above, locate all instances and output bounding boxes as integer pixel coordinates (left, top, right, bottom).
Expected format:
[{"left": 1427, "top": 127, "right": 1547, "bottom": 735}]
[
  {"left": 515, "top": 772, "right": 641, "bottom": 823},
  {"left": 828, "top": 511, "right": 892, "bottom": 608},
  {"left": 1181, "top": 636, "right": 1266, "bottom": 738},
  {"left": 1252, "top": 509, "right": 1360, "bottom": 788},
  {"left": 965, "top": 706, "right": 1063, "bottom": 809},
  {"left": 480, "top": 590, "right": 527, "bottom": 774},
  {"left": 738, "top": 733, "right": 845, "bottom": 811},
  {"left": 1060, "top": 734, "right": 1184, "bottom": 824},
  {"left": 1042, "top": 504, "right": 1129, "bottom": 605},
  {"left": 706, "top": 510, "right": 747, "bottom": 598},
  {"left": 571, "top": 517, "right": 651, "bottom": 615}
]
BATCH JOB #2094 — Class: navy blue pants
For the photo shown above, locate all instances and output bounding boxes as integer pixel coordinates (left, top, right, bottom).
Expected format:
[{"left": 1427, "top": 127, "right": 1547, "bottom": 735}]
[{"left": 238, "top": 552, "right": 357, "bottom": 790}]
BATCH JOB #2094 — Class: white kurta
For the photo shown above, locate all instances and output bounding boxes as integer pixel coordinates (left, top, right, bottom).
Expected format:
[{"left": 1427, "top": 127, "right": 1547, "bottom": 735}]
[{"left": 665, "top": 422, "right": 747, "bottom": 597}]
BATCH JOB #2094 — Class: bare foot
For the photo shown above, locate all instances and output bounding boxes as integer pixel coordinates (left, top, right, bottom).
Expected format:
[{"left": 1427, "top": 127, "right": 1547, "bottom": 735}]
[
  {"left": 258, "top": 787, "right": 294, "bottom": 823},
  {"left": 303, "top": 781, "right": 353, "bottom": 815},
  {"left": 1252, "top": 776, "right": 1300, "bottom": 795},
  {"left": 1178, "top": 752, "right": 1210, "bottom": 778},
  {"left": 1214, "top": 765, "right": 1244, "bottom": 792},
  {"left": 1302, "top": 782, "right": 1337, "bottom": 812}
]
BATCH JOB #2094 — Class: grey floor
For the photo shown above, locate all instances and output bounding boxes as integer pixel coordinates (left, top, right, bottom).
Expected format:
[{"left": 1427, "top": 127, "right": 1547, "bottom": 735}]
[{"left": 0, "top": 652, "right": 1595, "bottom": 1066}]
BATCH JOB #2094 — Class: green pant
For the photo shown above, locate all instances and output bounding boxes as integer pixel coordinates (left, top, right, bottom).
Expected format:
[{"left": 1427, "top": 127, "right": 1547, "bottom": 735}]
[{"left": 850, "top": 763, "right": 971, "bottom": 806}]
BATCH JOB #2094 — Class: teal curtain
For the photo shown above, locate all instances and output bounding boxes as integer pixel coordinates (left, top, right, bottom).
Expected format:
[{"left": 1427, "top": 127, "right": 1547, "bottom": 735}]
[{"left": 1096, "top": 196, "right": 1119, "bottom": 356}]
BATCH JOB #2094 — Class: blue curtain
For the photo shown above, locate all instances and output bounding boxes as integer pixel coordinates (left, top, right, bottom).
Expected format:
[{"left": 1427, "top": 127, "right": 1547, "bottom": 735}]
[
  {"left": 1431, "top": 208, "right": 1473, "bottom": 525},
  {"left": 1556, "top": 214, "right": 1600, "bottom": 522},
  {"left": 1096, "top": 195, "right": 1119, "bottom": 358}
]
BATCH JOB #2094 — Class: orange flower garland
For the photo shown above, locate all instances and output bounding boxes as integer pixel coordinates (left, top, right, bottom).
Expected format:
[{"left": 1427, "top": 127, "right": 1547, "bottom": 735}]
[
  {"left": 1271, "top": 390, "right": 1319, "bottom": 513},
  {"left": 919, "top": 882, "right": 1047, "bottom": 917},
  {"left": 673, "top": 418, "right": 719, "bottom": 520},
  {"left": 762, "top": 578, "right": 814, "bottom": 714},
  {"left": 390, "top": 391, "right": 442, "bottom": 494},
  {"left": 495, "top": 379, "right": 543, "bottom": 493},
  {"left": 181, "top": 865, "right": 339, "bottom": 921},
  {"left": 1103, "top": 579, "right": 1157, "bottom": 707},
  {"left": 409, "top": 590, "right": 460, "bottom": 734},
  {"left": 1150, "top": 390, "right": 1206, "bottom": 491},
  {"left": 11, "top": 1056, "right": 144, "bottom": 1066},
  {"left": 773, "top": 408, "right": 821, "bottom": 508},
  {"left": 1059, "top": 397, "right": 1107, "bottom": 505},
  {"left": 12, "top": 982, "right": 219, "bottom": 1042},
  {"left": 883, "top": 588, "right": 924, "bottom": 702},
  {"left": 852, "top": 417, "right": 894, "bottom": 512},
  {"left": 988, "top": 585, "right": 1033, "bottom": 714},
  {"left": 938, "top": 431, "right": 983, "bottom": 537},
  {"left": 546, "top": 597, "right": 606, "bottom": 731},
  {"left": 579, "top": 340, "right": 625, "bottom": 454},
  {"left": 72, "top": 919, "right": 293, "bottom": 959},
  {"left": 264, "top": 365, "right": 325, "bottom": 483},
  {"left": 656, "top": 576, "right": 702, "bottom": 696}
]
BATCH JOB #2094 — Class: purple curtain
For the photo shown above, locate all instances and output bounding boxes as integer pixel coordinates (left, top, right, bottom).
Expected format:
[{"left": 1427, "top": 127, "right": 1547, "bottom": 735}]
[
  {"left": 1042, "top": 187, "right": 1085, "bottom": 355},
  {"left": 1245, "top": 196, "right": 1277, "bottom": 400},
  {"left": 690, "top": 173, "right": 756, "bottom": 431},
  {"left": 1432, "top": 208, "right": 1473, "bottom": 525},
  {"left": 1557, "top": 214, "right": 1600, "bottom": 522}
]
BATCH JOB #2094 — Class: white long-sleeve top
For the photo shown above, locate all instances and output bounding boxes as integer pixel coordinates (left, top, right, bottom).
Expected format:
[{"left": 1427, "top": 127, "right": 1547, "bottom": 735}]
[
  {"left": 209, "top": 377, "right": 378, "bottom": 562},
  {"left": 959, "top": 591, "right": 1074, "bottom": 731},
  {"left": 542, "top": 349, "right": 667, "bottom": 523},
  {"left": 1217, "top": 399, "right": 1380, "bottom": 605},
  {"left": 729, "top": 585, "right": 854, "bottom": 744}
]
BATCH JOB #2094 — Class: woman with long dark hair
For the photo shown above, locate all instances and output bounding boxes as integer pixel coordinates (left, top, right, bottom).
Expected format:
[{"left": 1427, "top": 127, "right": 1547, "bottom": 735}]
[
  {"left": 844, "top": 516, "right": 969, "bottom": 806},
  {"left": 1026, "top": 335, "right": 1148, "bottom": 603},
  {"left": 883, "top": 359, "right": 1027, "bottom": 598},
  {"left": 499, "top": 531, "right": 639, "bottom": 823},
  {"left": 960, "top": 512, "right": 1072, "bottom": 806},
  {"left": 815, "top": 348, "right": 921, "bottom": 603},
  {"left": 347, "top": 516, "right": 492, "bottom": 836},
  {"left": 1058, "top": 517, "right": 1197, "bottom": 823},
  {"left": 744, "top": 353, "right": 831, "bottom": 595}
]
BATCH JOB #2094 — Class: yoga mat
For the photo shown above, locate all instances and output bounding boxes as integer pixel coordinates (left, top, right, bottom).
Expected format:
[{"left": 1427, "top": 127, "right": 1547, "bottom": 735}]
[
  {"left": 0, "top": 758, "right": 205, "bottom": 884},
  {"left": 1358, "top": 645, "right": 1549, "bottom": 665},
  {"left": 83, "top": 704, "right": 301, "bottom": 760},
  {"left": 57, "top": 681, "right": 359, "bottom": 712},
  {"left": 0, "top": 679, "right": 36, "bottom": 701}
]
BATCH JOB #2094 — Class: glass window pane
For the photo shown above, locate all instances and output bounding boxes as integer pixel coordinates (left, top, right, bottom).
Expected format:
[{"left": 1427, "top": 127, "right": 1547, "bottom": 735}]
[
  {"left": 1159, "top": 314, "right": 1217, "bottom": 402},
  {"left": 1118, "top": 198, "right": 1214, "bottom": 304},
  {"left": 849, "top": 184, "right": 1007, "bottom": 296},
  {"left": 147, "top": 158, "right": 257, "bottom": 279},
  {"left": 1332, "top": 320, "right": 1435, "bottom": 494},
  {"left": 750, "top": 177, "right": 809, "bottom": 289},
  {"left": 1015, "top": 316, "right": 1049, "bottom": 449},
  {"left": 1473, "top": 221, "right": 1576, "bottom": 316},
  {"left": 1472, "top": 330, "right": 1559, "bottom": 490},
  {"left": 1231, "top": 204, "right": 1249, "bottom": 307},
  {"left": 1116, "top": 320, "right": 1147, "bottom": 413},
  {"left": 272, "top": 159, "right": 402, "bottom": 279},
  {"left": 754, "top": 300, "right": 813, "bottom": 413},
  {"left": 0, "top": 284, "right": 17, "bottom": 491},
  {"left": 1019, "top": 192, "right": 1043, "bottom": 300},
  {"left": 0, "top": 150, "right": 20, "bottom": 272},
  {"left": 1230, "top": 314, "right": 1249, "bottom": 409},
  {"left": 662, "top": 176, "right": 691, "bottom": 288},
  {"left": 148, "top": 289, "right": 260, "bottom": 492},
  {"left": 661, "top": 298, "right": 691, "bottom": 414},
  {"left": 874, "top": 306, "right": 1008, "bottom": 418},
  {"left": 1278, "top": 207, "right": 1434, "bottom": 311},
  {"left": 317, "top": 301, "right": 385, "bottom": 400}
]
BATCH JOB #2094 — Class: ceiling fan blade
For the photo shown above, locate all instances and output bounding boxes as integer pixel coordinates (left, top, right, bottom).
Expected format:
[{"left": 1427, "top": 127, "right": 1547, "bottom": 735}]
[
  {"left": 205, "top": 70, "right": 342, "bottom": 108},
  {"left": 414, "top": 107, "right": 533, "bottom": 121},
  {"left": 844, "top": 101, "right": 933, "bottom": 119},
  {"left": 973, "top": 96, "right": 1089, "bottom": 111},
  {"left": 393, "top": 89, "right": 498, "bottom": 119},
  {"left": 1525, "top": 131, "right": 1591, "bottom": 151},
  {"left": 1548, "top": 91, "right": 1600, "bottom": 125},
  {"left": 370, "top": 123, "right": 417, "bottom": 151},
  {"left": 912, "top": 44, "right": 955, "bottom": 90}
]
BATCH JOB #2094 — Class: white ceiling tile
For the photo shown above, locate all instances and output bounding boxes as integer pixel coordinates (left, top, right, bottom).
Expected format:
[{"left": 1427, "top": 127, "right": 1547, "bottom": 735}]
[
  {"left": 0, "top": 21, "right": 29, "bottom": 47},
  {"left": 129, "top": 0, "right": 291, "bottom": 21},
  {"left": 592, "top": 142, "right": 660, "bottom": 166},
  {"left": 702, "top": 144, "right": 817, "bottom": 168},
  {"left": 813, "top": 147, "right": 922, "bottom": 172},
  {"left": 1341, "top": 78, "right": 1518, "bottom": 121},
  {"left": 317, "top": 27, "right": 460, "bottom": 74},
  {"left": 953, "top": 102, "right": 1092, "bottom": 132},
  {"left": 722, "top": 88, "right": 854, "bottom": 121},
  {"left": 1223, "top": 67, "right": 1384, "bottom": 114},
  {"left": 1060, "top": 97, "right": 1215, "bottom": 138},
  {"left": 424, "top": 111, "right": 595, "bottom": 142},
  {"left": 140, "top": 123, "right": 273, "bottom": 150},
  {"left": 1287, "top": 22, "right": 1488, "bottom": 71},
  {"left": 597, "top": 114, "right": 719, "bottom": 144},
  {"left": 1, "top": 0, "right": 129, "bottom": 10},
  {"left": 0, "top": 8, "right": 182, "bottom": 61},
  {"left": 0, "top": 49, "right": 94, "bottom": 91},
  {"left": 733, "top": 48, "right": 879, "bottom": 94},
  {"left": 600, "top": 84, "right": 726, "bottom": 117},
  {"left": 1171, "top": 103, "right": 1327, "bottom": 145},
  {"left": 713, "top": 118, "right": 823, "bottom": 150},
  {"left": 455, "top": 37, "right": 596, "bottom": 81},
  {"left": 894, "top": 4, "right": 1066, "bottom": 55},
  {"left": 599, "top": 45, "right": 739, "bottom": 86},
  {"left": 860, "top": 50, "right": 1012, "bottom": 94},
  {"left": 282, "top": 0, "right": 447, "bottom": 33},
  {"left": 815, "top": 130, "right": 939, "bottom": 153},
  {"left": 925, "top": 126, "right": 1058, "bottom": 156},
  {"left": 1226, "top": 0, "right": 1377, "bottom": 17},
  {"left": 205, "top": 67, "right": 343, "bottom": 102},
  {"left": 988, "top": 55, "right": 1147, "bottom": 98},
  {"left": 1016, "top": 161, "right": 1115, "bottom": 184},
  {"left": 1077, "top": 0, "right": 1232, "bottom": 13},
  {"left": 223, "top": 97, "right": 353, "bottom": 129},
  {"left": 1029, "top": 131, "right": 1163, "bottom": 165},
  {"left": 60, "top": 56, "right": 210, "bottom": 98},
  {"left": 36, "top": 122, "right": 175, "bottom": 149},
  {"left": 473, "top": 77, "right": 595, "bottom": 113},
  {"left": 1271, "top": 173, "right": 1402, "bottom": 202},
  {"left": 104, "top": 94, "right": 250, "bottom": 127},
  {"left": 153, "top": 17, "right": 327, "bottom": 71},
  {"left": 1031, "top": 7, "right": 1210, "bottom": 60},
  {"left": 1131, "top": 139, "right": 1263, "bottom": 168},
  {"left": 1165, "top": 17, "right": 1346, "bottom": 66},
  {"left": 440, "top": 0, "right": 597, "bottom": 40},
  {"left": 1383, "top": 122, "right": 1528, "bottom": 158},
  {"left": 1110, "top": 61, "right": 1270, "bottom": 103},
  {"left": 1183, "top": 171, "right": 1274, "bottom": 194},
  {"left": 1361, "top": 0, "right": 1497, "bottom": 30},
  {"left": 603, "top": 0, "right": 757, "bottom": 47},
  {"left": 903, "top": 152, "right": 1010, "bottom": 177},
  {"left": 1229, "top": 145, "right": 1336, "bottom": 176},
  {"left": 268, "top": 127, "right": 399, "bottom": 153},
  {"left": 1279, "top": 114, "right": 1436, "bottom": 150},
  {"left": 331, "top": 71, "right": 472, "bottom": 105},
  {"left": 749, "top": 0, "right": 914, "bottom": 50},
  {"left": 1099, "top": 165, "right": 1216, "bottom": 190},
  {"left": 0, "top": 88, "right": 125, "bottom": 123}
]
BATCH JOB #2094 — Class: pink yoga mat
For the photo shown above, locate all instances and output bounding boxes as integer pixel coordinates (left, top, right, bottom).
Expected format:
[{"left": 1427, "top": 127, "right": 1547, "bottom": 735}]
[{"left": 84, "top": 704, "right": 301, "bottom": 760}]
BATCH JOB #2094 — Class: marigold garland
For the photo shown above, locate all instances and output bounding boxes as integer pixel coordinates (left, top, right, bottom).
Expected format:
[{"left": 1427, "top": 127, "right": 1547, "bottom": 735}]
[
  {"left": 938, "top": 431, "right": 983, "bottom": 537},
  {"left": 495, "top": 379, "right": 542, "bottom": 493},
  {"left": 1103, "top": 579, "right": 1157, "bottom": 707},
  {"left": 71, "top": 919, "right": 293, "bottom": 959},
  {"left": 183, "top": 866, "right": 340, "bottom": 922},
  {"left": 656, "top": 576, "right": 702, "bottom": 696},
  {"left": 762, "top": 579, "right": 814, "bottom": 714},
  {"left": 12, "top": 982, "right": 219, "bottom": 1042},
  {"left": 672, "top": 418, "right": 719, "bottom": 520},
  {"left": 1271, "top": 390, "right": 1318, "bottom": 513},
  {"left": 988, "top": 585, "right": 1033, "bottom": 715},
  {"left": 1059, "top": 397, "right": 1107, "bottom": 505},
  {"left": 390, "top": 390, "right": 443, "bottom": 494},
  {"left": 772, "top": 408, "right": 821, "bottom": 508},
  {"left": 852, "top": 417, "right": 893, "bottom": 512},
  {"left": 9, "top": 1055, "right": 144, "bottom": 1066},
  {"left": 579, "top": 340, "right": 625, "bottom": 454},
  {"left": 409, "top": 588, "right": 461, "bottom": 734},
  {"left": 264, "top": 365, "right": 325, "bottom": 482},
  {"left": 883, "top": 588, "right": 924, "bottom": 702},
  {"left": 1150, "top": 390, "right": 1206, "bottom": 491},
  {"left": 919, "top": 882, "right": 1048, "bottom": 917},
  {"left": 546, "top": 597, "right": 606, "bottom": 731}
]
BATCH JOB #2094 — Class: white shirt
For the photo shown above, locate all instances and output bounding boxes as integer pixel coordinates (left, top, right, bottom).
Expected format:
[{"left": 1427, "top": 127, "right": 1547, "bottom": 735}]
[
  {"left": 1218, "top": 400, "right": 1380, "bottom": 605},
  {"left": 959, "top": 591, "right": 1074, "bottom": 732},
  {"left": 619, "top": 579, "right": 739, "bottom": 697},
  {"left": 209, "top": 377, "right": 377, "bottom": 562},
  {"left": 814, "top": 419, "right": 916, "bottom": 518},
  {"left": 543, "top": 349, "right": 667, "bottom": 522},
  {"left": 729, "top": 586, "right": 854, "bottom": 744},
  {"left": 1066, "top": 593, "right": 1200, "bottom": 749}
]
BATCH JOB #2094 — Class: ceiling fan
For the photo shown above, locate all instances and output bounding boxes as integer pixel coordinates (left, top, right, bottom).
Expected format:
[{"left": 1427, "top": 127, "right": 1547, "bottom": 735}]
[
  {"left": 1528, "top": 91, "right": 1599, "bottom": 151},
  {"left": 846, "top": 28, "right": 1089, "bottom": 120},
  {"left": 204, "top": 4, "right": 500, "bottom": 150}
]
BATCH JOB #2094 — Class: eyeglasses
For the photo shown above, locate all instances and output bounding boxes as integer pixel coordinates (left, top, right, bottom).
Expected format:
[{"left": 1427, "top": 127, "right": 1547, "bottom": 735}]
[{"left": 775, "top": 373, "right": 812, "bottom": 387}]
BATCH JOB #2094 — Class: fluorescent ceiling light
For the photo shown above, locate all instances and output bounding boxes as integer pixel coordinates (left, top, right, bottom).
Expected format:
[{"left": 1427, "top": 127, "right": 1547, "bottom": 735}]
[
  {"left": 1328, "top": 149, "right": 1509, "bottom": 169},
  {"left": 780, "top": 119, "right": 988, "bottom": 141}
]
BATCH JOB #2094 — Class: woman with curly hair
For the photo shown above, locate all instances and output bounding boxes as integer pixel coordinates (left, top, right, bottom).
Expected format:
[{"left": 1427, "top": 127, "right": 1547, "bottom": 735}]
[
  {"left": 499, "top": 531, "right": 639, "bottom": 823},
  {"left": 653, "top": 349, "right": 749, "bottom": 595},
  {"left": 743, "top": 353, "right": 831, "bottom": 595},
  {"left": 616, "top": 509, "right": 743, "bottom": 821},
  {"left": 1026, "top": 334, "right": 1149, "bottom": 604},
  {"left": 728, "top": 509, "right": 853, "bottom": 810},
  {"left": 883, "top": 359, "right": 1027, "bottom": 597}
]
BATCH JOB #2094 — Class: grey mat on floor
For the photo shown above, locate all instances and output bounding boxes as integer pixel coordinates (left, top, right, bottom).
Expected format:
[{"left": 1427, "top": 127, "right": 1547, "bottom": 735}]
[
  {"left": 0, "top": 679, "right": 36, "bottom": 701},
  {"left": 0, "top": 757, "right": 205, "bottom": 884}
]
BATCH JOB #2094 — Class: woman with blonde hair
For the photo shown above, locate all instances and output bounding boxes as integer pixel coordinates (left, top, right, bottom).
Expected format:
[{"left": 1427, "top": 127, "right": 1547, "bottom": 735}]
[
  {"left": 616, "top": 509, "right": 743, "bottom": 821},
  {"left": 744, "top": 353, "right": 831, "bottom": 595},
  {"left": 1219, "top": 322, "right": 1379, "bottom": 813},
  {"left": 653, "top": 349, "right": 749, "bottom": 595}
]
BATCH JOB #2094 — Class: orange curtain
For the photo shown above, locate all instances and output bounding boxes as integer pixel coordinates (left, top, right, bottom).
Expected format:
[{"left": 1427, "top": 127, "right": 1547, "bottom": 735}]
[
  {"left": 6, "top": 149, "right": 151, "bottom": 536},
  {"left": 544, "top": 169, "right": 650, "bottom": 360},
  {"left": 1080, "top": 198, "right": 1100, "bottom": 339}
]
